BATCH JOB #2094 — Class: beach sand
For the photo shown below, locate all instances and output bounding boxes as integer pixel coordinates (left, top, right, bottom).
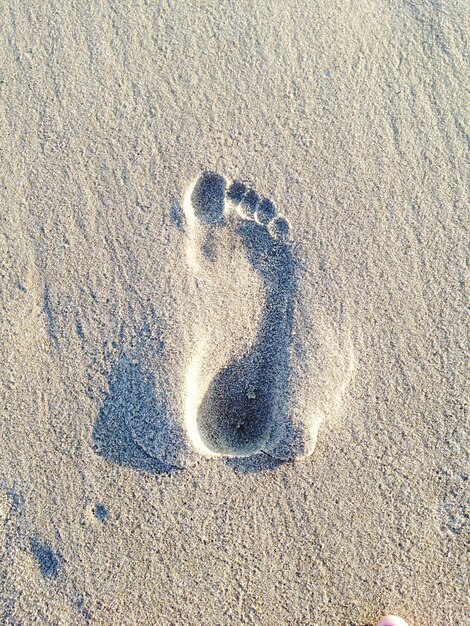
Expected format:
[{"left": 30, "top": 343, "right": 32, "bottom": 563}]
[{"left": 0, "top": 1, "right": 468, "bottom": 624}]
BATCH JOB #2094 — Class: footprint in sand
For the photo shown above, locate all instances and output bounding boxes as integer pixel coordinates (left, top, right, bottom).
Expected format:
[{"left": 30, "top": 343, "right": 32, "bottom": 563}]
[{"left": 182, "top": 171, "right": 354, "bottom": 462}]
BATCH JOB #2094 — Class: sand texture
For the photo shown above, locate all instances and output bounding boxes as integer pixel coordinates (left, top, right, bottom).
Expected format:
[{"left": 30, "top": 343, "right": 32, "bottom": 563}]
[{"left": 0, "top": 1, "right": 468, "bottom": 624}]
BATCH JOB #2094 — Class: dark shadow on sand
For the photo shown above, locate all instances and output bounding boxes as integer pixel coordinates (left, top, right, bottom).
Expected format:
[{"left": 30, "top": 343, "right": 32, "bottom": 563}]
[
  {"left": 29, "top": 537, "right": 60, "bottom": 580},
  {"left": 93, "top": 354, "right": 178, "bottom": 474}
]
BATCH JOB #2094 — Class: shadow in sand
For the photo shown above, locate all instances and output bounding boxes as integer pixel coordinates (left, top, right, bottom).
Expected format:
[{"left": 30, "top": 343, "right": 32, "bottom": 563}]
[
  {"left": 93, "top": 355, "right": 178, "bottom": 474},
  {"left": 193, "top": 179, "right": 300, "bottom": 473},
  {"left": 29, "top": 537, "right": 60, "bottom": 580}
]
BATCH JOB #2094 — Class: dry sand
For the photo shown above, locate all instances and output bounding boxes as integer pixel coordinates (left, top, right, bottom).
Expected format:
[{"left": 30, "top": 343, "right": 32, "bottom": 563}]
[{"left": 0, "top": 0, "right": 468, "bottom": 624}]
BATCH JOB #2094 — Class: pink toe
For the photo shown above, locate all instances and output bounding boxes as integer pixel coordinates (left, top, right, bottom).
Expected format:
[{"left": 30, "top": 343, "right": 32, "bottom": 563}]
[{"left": 377, "top": 616, "right": 409, "bottom": 626}]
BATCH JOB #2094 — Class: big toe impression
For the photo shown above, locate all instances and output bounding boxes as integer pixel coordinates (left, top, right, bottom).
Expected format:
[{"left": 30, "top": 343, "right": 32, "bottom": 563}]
[{"left": 189, "top": 171, "right": 226, "bottom": 224}]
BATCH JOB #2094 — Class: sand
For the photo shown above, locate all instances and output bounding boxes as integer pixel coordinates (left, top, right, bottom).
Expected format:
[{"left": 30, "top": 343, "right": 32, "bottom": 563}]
[{"left": 0, "top": 1, "right": 468, "bottom": 624}]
